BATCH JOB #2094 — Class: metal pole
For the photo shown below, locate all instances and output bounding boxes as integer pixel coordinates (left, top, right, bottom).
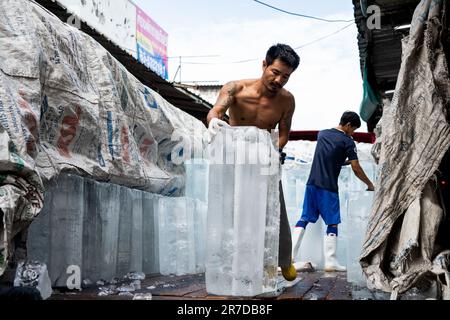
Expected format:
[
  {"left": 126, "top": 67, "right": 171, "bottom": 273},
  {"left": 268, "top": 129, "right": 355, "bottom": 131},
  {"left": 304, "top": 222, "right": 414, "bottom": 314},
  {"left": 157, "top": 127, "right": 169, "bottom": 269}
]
[{"left": 179, "top": 56, "right": 182, "bottom": 83}]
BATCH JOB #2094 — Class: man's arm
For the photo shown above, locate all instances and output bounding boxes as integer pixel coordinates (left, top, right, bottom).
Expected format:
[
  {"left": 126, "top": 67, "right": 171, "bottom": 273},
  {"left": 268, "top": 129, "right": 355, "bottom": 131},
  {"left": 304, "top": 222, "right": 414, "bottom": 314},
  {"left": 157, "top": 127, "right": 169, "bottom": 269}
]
[
  {"left": 207, "top": 81, "right": 237, "bottom": 125},
  {"left": 350, "top": 159, "right": 375, "bottom": 191},
  {"left": 278, "top": 94, "right": 295, "bottom": 149}
]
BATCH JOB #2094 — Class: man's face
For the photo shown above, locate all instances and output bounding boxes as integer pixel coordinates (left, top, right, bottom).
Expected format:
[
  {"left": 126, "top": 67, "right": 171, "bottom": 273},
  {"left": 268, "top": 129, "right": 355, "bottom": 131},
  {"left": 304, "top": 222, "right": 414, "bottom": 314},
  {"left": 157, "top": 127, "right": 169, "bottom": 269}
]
[{"left": 262, "top": 59, "right": 294, "bottom": 93}]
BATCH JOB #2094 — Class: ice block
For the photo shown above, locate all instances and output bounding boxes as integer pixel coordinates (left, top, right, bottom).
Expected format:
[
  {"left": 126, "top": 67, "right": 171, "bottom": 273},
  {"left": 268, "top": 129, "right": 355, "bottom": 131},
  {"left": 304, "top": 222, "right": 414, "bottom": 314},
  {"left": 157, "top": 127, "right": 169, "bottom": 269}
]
[{"left": 206, "top": 127, "right": 280, "bottom": 297}]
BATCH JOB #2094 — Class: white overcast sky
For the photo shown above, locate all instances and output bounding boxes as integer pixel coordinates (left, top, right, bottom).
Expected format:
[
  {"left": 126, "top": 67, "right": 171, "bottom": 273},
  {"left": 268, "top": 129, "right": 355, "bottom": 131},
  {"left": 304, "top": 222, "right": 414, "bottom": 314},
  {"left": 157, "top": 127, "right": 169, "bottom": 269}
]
[{"left": 133, "top": 0, "right": 364, "bottom": 131}]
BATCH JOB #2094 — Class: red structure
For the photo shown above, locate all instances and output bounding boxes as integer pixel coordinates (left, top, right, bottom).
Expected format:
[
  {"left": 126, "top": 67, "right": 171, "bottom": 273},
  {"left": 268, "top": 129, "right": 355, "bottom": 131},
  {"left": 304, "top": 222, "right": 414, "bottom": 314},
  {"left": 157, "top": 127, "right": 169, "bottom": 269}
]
[{"left": 289, "top": 131, "right": 376, "bottom": 144}]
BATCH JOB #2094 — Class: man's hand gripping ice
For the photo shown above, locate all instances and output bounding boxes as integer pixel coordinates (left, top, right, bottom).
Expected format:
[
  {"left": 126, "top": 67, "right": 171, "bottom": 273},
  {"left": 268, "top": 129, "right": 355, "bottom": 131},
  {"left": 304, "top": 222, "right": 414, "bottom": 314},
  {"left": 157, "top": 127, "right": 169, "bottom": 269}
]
[{"left": 208, "top": 118, "right": 230, "bottom": 143}]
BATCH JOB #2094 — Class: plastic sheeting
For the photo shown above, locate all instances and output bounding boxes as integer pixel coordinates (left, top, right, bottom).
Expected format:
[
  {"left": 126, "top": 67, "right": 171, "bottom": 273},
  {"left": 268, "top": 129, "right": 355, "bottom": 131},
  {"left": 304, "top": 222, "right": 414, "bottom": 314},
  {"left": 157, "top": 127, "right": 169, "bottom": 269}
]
[
  {"left": 359, "top": 64, "right": 382, "bottom": 122},
  {"left": 361, "top": 0, "right": 450, "bottom": 295},
  {"left": 0, "top": 0, "right": 208, "bottom": 276}
]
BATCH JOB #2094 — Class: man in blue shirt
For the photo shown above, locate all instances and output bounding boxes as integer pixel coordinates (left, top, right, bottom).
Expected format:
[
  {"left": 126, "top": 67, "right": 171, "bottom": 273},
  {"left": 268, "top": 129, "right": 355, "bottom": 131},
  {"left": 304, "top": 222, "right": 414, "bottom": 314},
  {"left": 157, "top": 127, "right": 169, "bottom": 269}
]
[{"left": 292, "top": 111, "right": 374, "bottom": 272}]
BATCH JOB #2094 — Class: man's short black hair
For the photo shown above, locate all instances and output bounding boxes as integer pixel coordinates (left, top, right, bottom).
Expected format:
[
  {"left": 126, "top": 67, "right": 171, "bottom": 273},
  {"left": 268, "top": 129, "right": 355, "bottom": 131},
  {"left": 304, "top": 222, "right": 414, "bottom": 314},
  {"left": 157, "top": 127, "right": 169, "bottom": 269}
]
[
  {"left": 340, "top": 111, "right": 361, "bottom": 128},
  {"left": 266, "top": 44, "right": 300, "bottom": 71}
]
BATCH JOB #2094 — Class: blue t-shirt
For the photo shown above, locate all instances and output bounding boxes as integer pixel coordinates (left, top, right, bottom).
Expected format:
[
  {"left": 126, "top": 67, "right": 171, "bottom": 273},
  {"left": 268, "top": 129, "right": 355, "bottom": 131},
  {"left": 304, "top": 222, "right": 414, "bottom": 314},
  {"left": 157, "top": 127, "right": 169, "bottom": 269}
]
[{"left": 307, "top": 128, "right": 358, "bottom": 193}]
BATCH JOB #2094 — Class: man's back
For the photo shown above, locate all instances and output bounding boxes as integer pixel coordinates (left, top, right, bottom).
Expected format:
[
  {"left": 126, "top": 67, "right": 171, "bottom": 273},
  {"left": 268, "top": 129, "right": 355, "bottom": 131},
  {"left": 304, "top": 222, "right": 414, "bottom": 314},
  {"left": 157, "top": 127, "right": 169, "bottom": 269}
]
[{"left": 307, "top": 128, "right": 358, "bottom": 193}]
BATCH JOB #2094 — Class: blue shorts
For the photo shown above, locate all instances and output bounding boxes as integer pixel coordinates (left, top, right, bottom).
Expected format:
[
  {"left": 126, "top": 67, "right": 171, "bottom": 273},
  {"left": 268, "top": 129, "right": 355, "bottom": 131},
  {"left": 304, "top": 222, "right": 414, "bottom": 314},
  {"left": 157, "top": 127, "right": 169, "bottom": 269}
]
[{"left": 296, "top": 185, "right": 341, "bottom": 226}]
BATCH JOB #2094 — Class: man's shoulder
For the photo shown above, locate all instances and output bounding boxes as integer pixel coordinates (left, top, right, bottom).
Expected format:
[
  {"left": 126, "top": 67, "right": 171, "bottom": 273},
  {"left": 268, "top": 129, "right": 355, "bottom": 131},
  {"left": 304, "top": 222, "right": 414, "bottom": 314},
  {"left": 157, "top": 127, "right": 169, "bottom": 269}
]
[
  {"left": 228, "top": 79, "right": 255, "bottom": 88},
  {"left": 319, "top": 129, "right": 354, "bottom": 143},
  {"left": 221, "top": 79, "right": 254, "bottom": 96},
  {"left": 277, "top": 89, "right": 295, "bottom": 112},
  {"left": 280, "top": 88, "right": 295, "bottom": 101},
  {"left": 319, "top": 128, "right": 335, "bottom": 136}
]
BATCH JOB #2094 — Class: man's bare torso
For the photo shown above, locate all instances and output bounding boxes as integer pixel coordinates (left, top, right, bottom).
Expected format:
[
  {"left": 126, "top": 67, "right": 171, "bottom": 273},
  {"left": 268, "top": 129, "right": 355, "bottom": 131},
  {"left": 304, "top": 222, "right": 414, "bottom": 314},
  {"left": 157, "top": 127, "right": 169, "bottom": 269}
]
[{"left": 227, "top": 79, "right": 292, "bottom": 130}]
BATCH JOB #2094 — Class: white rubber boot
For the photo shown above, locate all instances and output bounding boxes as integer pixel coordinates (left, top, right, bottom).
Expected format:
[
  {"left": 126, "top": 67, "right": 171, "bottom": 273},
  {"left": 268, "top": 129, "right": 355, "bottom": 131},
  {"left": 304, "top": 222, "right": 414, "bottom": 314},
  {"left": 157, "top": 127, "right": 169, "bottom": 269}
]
[
  {"left": 292, "top": 227, "right": 306, "bottom": 270},
  {"left": 324, "top": 234, "right": 346, "bottom": 272}
]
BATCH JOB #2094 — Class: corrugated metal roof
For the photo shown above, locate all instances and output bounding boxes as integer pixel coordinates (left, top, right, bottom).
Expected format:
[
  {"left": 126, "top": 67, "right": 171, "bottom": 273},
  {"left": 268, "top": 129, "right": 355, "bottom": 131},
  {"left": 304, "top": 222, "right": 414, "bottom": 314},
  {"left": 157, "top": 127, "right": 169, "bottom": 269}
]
[{"left": 353, "top": 0, "right": 421, "bottom": 93}]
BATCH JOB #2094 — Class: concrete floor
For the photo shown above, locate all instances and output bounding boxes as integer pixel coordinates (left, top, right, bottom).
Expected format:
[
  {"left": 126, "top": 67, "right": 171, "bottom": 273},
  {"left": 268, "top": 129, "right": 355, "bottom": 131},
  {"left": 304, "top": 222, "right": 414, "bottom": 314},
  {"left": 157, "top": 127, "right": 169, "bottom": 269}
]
[{"left": 48, "top": 271, "right": 414, "bottom": 301}]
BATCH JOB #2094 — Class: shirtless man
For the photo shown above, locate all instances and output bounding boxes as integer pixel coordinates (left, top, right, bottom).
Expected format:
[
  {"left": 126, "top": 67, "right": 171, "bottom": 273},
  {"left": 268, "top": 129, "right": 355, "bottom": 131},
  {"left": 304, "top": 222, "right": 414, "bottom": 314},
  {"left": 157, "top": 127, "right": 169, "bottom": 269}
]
[{"left": 206, "top": 44, "right": 300, "bottom": 281}]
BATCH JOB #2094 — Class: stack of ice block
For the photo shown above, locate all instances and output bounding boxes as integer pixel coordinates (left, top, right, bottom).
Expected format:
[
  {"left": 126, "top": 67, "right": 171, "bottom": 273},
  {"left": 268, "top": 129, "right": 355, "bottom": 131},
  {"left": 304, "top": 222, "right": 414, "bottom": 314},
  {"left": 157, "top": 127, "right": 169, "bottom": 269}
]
[
  {"left": 183, "top": 159, "right": 209, "bottom": 273},
  {"left": 336, "top": 166, "right": 351, "bottom": 267},
  {"left": 158, "top": 197, "right": 207, "bottom": 275},
  {"left": 194, "top": 200, "right": 208, "bottom": 274},
  {"left": 205, "top": 127, "right": 280, "bottom": 297},
  {"left": 345, "top": 147, "right": 377, "bottom": 286},
  {"left": 83, "top": 179, "right": 120, "bottom": 283},
  {"left": 27, "top": 173, "right": 207, "bottom": 286},
  {"left": 142, "top": 192, "right": 161, "bottom": 276},
  {"left": 185, "top": 159, "right": 209, "bottom": 202},
  {"left": 346, "top": 191, "right": 374, "bottom": 286}
]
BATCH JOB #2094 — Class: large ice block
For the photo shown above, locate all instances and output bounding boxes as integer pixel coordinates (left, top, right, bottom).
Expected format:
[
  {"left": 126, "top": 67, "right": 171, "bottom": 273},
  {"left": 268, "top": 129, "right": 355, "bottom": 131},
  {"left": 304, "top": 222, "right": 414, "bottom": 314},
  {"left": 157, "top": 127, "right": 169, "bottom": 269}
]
[
  {"left": 263, "top": 166, "right": 281, "bottom": 292},
  {"left": 346, "top": 191, "right": 374, "bottom": 286},
  {"left": 336, "top": 166, "right": 351, "bottom": 268},
  {"left": 27, "top": 193, "right": 52, "bottom": 273},
  {"left": 130, "top": 189, "right": 144, "bottom": 274},
  {"left": 184, "top": 156, "right": 209, "bottom": 274},
  {"left": 344, "top": 145, "right": 376, "bottom": 285},
  {"left": 116, "top": 187, "right": 133, "bottom": 277},
  {"left": 185, "top": 159, "right": 209, "bottom": 202},
  {"left": 48, "top": 174, "right": 84, "bottom": 287},
  {"left": 82, "top": 179, "right": 104, "bottom": 282},
  {"left": 158, "top": 197, "right": 196, "bottom": 276},
  {"left": 206, "top": 126, "right": 280, "bottom": 297},
  {"left": 142, "top": 193, "right": 160, "bottom": 275},
  {"left": 194, "top": 200, "right": 207, "bottom": 274},
  {"left": 82, "top": 179, "right": 121, "bottom": 282},
  {"left": 204, "top": 135, "right": 236, "bottom": 294}
]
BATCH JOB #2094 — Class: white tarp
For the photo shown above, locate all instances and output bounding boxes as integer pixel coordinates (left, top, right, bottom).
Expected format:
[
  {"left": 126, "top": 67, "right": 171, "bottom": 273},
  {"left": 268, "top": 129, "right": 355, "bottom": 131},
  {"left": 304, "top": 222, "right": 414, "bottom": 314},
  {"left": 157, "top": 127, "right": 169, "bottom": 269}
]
[
  {"left": 360, "top": 0, "right": 450, "bottom": 295},
  {"left": 0, "top": 0, "right": 208, "bottom": 276}
]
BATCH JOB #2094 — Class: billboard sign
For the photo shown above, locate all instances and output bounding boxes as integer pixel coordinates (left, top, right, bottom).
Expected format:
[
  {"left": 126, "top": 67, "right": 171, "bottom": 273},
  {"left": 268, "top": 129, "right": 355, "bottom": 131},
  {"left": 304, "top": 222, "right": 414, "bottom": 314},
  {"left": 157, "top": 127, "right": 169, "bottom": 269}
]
[{"left": 136, "top": 7, "right": 169, "bottom": 80}]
